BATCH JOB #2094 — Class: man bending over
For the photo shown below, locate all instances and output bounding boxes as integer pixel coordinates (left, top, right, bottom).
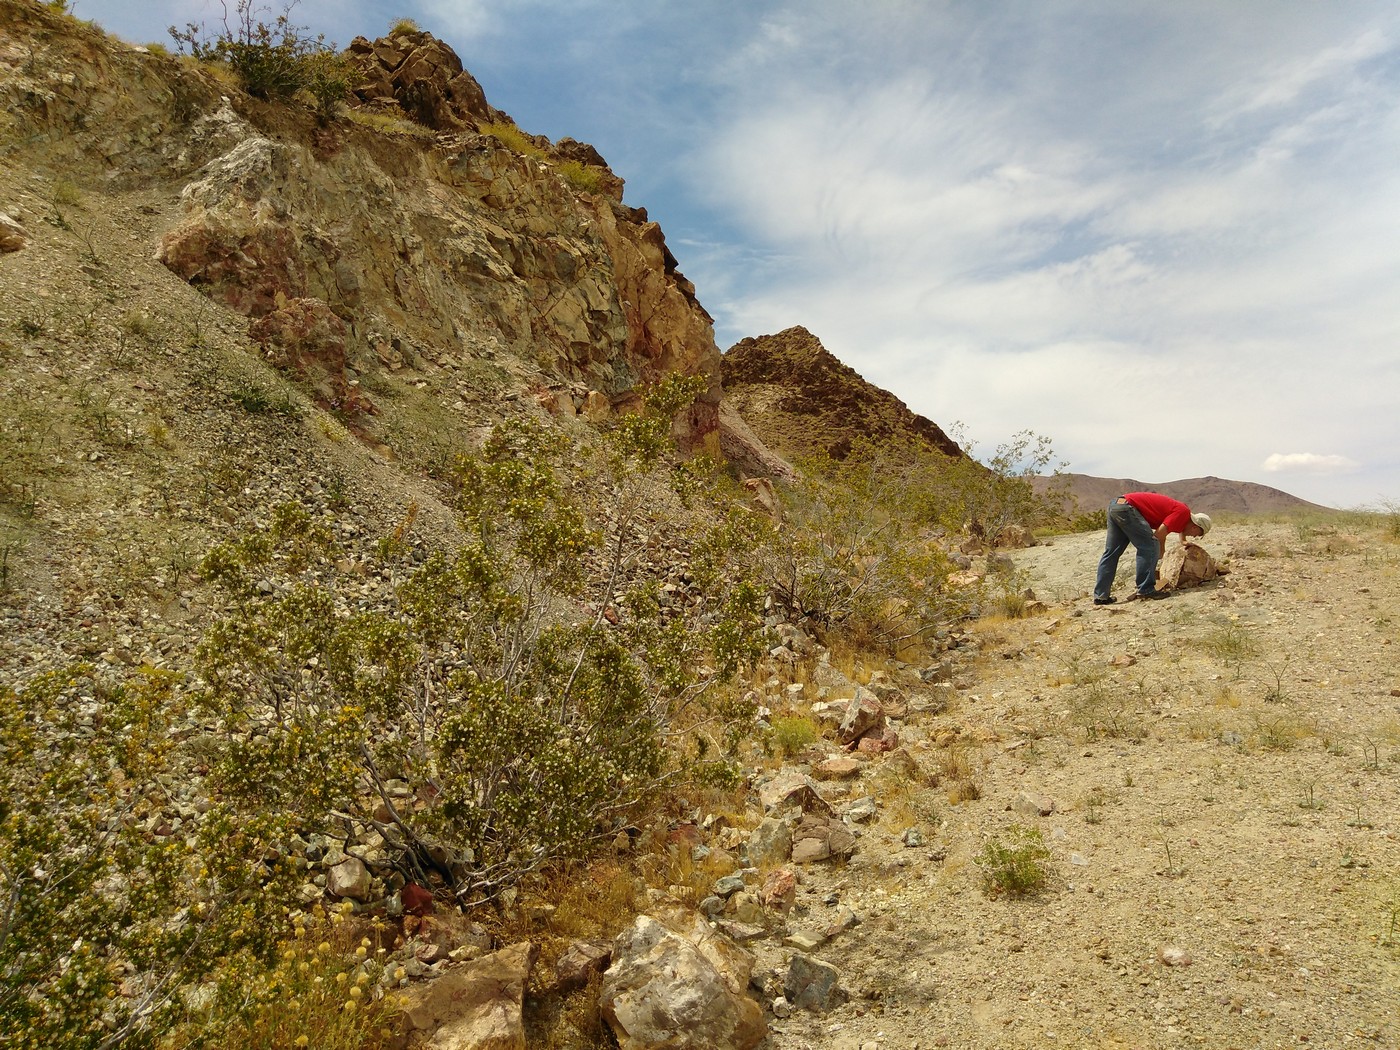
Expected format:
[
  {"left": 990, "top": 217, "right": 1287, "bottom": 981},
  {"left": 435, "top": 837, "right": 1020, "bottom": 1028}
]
[{"left": 1093, "top": 492, "right": 1211, "bottom": 605}]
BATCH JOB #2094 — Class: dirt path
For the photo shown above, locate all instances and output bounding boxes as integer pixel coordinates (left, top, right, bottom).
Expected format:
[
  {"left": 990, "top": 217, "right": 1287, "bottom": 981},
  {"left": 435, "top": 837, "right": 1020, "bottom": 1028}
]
[{"left": 756, "top": 519, "right": 1400, "bottom": 1050}]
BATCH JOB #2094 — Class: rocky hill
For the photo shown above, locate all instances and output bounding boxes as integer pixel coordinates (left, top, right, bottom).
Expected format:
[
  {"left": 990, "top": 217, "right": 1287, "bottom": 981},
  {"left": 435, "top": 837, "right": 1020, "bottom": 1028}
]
[
  {"left": 1035, "top": 473, "right": 1326, "bottom": 516},
  {"left": 722, "top": 325, "right": 964, "bottom": 465}
]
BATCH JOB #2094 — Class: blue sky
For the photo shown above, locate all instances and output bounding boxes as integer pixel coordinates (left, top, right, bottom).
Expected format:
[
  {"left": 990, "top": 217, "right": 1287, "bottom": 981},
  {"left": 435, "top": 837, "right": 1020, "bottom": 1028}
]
[{"left": 74, "top": 0, "right": 1400, "bottom": 509}]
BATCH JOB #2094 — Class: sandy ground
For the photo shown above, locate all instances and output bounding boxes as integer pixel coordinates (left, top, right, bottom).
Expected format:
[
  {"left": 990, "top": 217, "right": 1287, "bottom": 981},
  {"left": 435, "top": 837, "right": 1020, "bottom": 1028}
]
[{"left": 752, "top": 519, "right": 1400, "bottom": 1050}]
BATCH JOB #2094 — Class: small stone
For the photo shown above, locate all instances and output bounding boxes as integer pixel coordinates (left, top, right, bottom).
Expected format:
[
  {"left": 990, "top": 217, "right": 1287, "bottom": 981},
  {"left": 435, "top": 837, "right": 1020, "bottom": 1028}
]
[
  {"left": 1012, "top": 791, "right": 1055, "bottom": 818},
  {"left": 784, "top": 930, "right": 827, "bottom": 951},
  {"left": 844, "top": 796, "right": 878, "bottom": 823},
  {"left": 1158, "top": 945, "right": 1193, "bottom": 967},
  {"left": 327, "top": 856, "right": 372, "bottom": 901}
]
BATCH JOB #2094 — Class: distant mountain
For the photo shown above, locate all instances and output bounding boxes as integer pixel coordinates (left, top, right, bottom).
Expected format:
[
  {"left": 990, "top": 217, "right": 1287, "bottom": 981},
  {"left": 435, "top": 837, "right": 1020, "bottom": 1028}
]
[
  {"left": 721, "top": 326, "right": 963, "bottom": 464},
  {"left": 1034, "top": 474, "right": 1327, "bottom": 516}
]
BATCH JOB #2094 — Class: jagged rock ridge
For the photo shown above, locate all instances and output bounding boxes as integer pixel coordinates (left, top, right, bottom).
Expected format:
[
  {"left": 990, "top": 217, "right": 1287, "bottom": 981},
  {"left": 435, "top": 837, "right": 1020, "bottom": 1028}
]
[{"left": 722, "top": 325, "right": 963, "bottom": 464}]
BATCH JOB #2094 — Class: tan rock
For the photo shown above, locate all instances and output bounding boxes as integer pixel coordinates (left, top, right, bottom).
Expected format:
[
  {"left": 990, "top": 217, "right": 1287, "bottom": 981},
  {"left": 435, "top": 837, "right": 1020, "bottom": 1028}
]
[
  {"left": 791, "top": 813, "right": 857, "bottom": 864},
  {"left": 581, "top": 389, "right": 611, "bottom": 421},
  {"left": 0, "top": 212, "right": 27, "bottom": 252},
  {"left": 1159, "top": 541, "right": 1220, "bottom": 590},
  {"left": 813, "top": 755, "right": 863, "bottom": 780},
  {"left": 327, "top": 856, "right": 372, "bottom": 900},
  {"left": 398, "top": 941, "right": 535, "bottom": 1050},
  {"left": 601, "top": 916, "right": 764, "bottom": 1050}
]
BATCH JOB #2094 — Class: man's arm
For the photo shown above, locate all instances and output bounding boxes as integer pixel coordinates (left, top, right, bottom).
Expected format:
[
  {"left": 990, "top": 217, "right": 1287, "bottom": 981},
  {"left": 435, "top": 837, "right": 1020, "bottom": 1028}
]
[{"left": 1153, "top": 523, "right": 1170, "bottom": 562}]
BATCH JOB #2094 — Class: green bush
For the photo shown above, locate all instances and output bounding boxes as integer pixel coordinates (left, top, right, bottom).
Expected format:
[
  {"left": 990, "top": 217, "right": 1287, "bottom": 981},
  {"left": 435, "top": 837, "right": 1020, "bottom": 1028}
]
[
  {"left": 770, "top": 715, "right": 820, "bottom": 758},
  {"left": 300, "top": 49, "right": 354, "bottom": 124},
  {"left": 975, "top": 824, "right": 1053, "bottom": 897},
  {"left": 0, "top": 666, "right": 298, "bottom": 1049},
  {"left": 170, "top": 0, "right": 343, "bottom": 108},
  {"left": 197, "top": 382, "right": 766, "bottom": 905},
  {"left": 915, "top": 426, "right": 1067, "bottom": 541},
  {"left": 760, "top": 449, "right": 961, "bottom": 651}
]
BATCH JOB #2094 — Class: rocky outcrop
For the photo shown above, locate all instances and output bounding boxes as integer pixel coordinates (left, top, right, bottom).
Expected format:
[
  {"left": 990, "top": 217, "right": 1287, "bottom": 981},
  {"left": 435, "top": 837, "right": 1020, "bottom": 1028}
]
[
  {"left": 150, "top": 105, "right": 723, "bottom": 439},
  {"left": 722, "top": 326, "right": 963, "bottom": 464},
  {"left": 347, "top": 30, "right": 500, "bottom": 131},
  {"left": 2, "top": 15, "right": 726, "bottom": 450},
  {"left": 719, "top": 399, "right": 797, "bottom": 482},
  {"left": 395, "top": 941, "right": 536, "bottom": 1049}
]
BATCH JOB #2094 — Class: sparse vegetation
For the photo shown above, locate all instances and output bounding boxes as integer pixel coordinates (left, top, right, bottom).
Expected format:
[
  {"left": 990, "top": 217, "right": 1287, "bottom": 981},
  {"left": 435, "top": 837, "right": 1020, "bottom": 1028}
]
[
  {"left": 170, "top": 0, "right": 350, "bottom": 118},
  {"left": 343, "top": 108, "right": 437, "bottom": 139},
  {"left": 975, "top": 824, "right": 1052, "bottom": 896},
  {"left": 479, "top": 120, "right": 547, "bottom": 159},
  {"left": 1206, "top": 621, "right": 1259, "bottom": 678},
  {"left": 557, "top": 159, "right": 603, "bottom": 193}
]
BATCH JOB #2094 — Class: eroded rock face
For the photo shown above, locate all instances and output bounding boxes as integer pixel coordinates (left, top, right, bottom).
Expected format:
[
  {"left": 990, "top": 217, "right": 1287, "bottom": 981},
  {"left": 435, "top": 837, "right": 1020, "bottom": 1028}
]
[
  {"left": 347, "top": 30, "right": 499, "bottom": 131},
  {"left": 149, "top": 28, "right": 722, "bottom": 451}
]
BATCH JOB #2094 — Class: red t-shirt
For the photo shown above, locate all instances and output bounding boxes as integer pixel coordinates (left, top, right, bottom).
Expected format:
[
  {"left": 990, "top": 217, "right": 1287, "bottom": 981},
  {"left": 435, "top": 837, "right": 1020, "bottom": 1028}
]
[{"left": 1124, "top": 492, "right": 1192, "bottom": 533}]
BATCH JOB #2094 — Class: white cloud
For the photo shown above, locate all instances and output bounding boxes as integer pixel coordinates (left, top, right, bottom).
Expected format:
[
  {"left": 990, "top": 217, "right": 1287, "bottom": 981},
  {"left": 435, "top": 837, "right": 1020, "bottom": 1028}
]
[{"left": 1263, "top": 453, "right": 1361, "bottom": 475}]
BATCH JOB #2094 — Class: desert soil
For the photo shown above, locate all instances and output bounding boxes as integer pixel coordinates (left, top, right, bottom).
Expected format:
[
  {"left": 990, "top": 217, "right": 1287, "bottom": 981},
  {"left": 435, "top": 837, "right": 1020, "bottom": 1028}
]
[{"left": 752, "top": 520, "right": 1400, "bottom": 1050}]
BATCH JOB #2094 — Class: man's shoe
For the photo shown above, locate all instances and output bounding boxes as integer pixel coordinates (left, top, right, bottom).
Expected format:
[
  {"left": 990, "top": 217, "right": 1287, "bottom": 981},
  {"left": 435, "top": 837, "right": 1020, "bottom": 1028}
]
[
  {"left": 1137, "top": 589, "right": 1170, "bottom": 601},
  {"left": 1093, "top": 596, "right": 1116, "bottom": 605}
]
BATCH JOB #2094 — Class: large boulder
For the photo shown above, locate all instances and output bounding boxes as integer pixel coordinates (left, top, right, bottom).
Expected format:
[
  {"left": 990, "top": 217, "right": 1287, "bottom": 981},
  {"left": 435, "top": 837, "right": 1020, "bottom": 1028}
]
[
  {"left": 601, "top": 915, "right": 765, "bottom": 1050},
  {"left": 395, "top": 941, "right": 535, "bottom": 1050},
  {"left": 1159, "top": 542, "right": 1221, "bottom": 590},
  {"left": 790, "top": 813, "right": 857, "bottom": 864},
  {"left": 837, "top": 687, "right": 885, "bottom": 746}
]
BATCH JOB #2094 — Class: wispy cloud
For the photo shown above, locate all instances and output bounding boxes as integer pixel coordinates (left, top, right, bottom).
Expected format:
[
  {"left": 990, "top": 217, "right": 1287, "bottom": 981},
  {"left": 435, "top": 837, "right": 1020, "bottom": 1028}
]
[{"left": 1263, "top": 453, "right": 1362, "bottom": 475}]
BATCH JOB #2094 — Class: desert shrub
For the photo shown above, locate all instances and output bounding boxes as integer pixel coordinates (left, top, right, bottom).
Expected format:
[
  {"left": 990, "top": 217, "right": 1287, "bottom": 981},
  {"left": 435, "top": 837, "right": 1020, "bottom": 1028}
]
[
  {"left": 916, "top": 426, "right": 1067, "bottom": 540},
  {"left": 388, "top": 18, "right": 419, "bottom": 37},
  {"left": 1069, "top": 507, "right": 1107, "bottom": 533},
  {"left": 479, "top": 120, "right": 546, "bottom": 159},
  {"left": 196, "top": 380, "right": 767, "bottom": 905},
  {"left": 0, "top": 666, "right": 299, "bottom": 1049},
  {"left": 975, "top": 824, "right": 1052, "bottom": 896},
  {"left": 557, "top": 159, "right": 603, "bottom": 193},
  {"left": 300, "top": 49, "right": 354, "bottom": 124},
  {"left": 761, "top": 449, "right": 961, "bottom": 651},
  {"left": 170, "top": 0, "right": 343, "bottom": 107},
  {"left": 769, "top": 714, "right": 821, "bottom": 758}
]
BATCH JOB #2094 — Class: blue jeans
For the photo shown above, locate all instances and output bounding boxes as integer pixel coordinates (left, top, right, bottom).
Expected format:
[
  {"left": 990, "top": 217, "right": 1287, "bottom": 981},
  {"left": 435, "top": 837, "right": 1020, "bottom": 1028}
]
[{"left": 1094, "top": 499, "right": 1158, "bottom": 599}]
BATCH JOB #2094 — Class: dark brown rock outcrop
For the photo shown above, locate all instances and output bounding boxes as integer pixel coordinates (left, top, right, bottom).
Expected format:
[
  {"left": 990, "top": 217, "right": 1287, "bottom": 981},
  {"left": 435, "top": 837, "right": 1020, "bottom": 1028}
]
[{"left": 722, "top": 326, "right": 962, "bottom": 464}]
